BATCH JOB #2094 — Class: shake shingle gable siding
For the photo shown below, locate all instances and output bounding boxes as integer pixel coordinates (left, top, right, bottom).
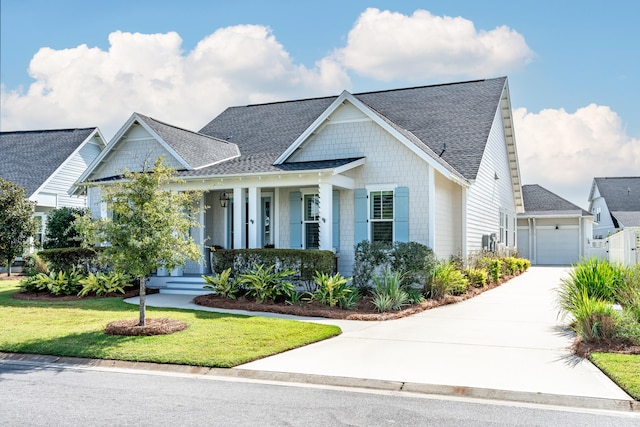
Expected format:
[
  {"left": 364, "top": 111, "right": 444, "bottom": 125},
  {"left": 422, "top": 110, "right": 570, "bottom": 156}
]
[{"left": 0, "top": 128, "right": 96, "bottom": 196}]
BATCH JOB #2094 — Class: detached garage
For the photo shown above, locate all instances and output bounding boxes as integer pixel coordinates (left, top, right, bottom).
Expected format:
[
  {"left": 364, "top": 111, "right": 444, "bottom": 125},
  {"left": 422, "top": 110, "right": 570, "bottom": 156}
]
[{"left": 517, "top": 185, "right": 593, "bottom": 265}]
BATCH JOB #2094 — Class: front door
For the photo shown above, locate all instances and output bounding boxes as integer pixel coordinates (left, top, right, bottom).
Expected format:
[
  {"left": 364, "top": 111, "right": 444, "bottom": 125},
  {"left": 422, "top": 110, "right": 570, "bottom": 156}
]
[{"left": 227, "top": 195, "right": 272, "bottom": 248}]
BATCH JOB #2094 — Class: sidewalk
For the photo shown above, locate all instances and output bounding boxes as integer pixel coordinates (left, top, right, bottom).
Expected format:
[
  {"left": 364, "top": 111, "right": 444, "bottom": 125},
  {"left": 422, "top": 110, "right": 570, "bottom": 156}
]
[{"left": 126, "top": 266, "right": 634, "bottom": 406}]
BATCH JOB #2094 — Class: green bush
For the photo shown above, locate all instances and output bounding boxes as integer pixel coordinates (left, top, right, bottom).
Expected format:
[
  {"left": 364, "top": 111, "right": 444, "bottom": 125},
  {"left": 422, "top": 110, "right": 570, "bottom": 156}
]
[
  {"left": 210, "top": 248, "right": 335, "bottom": 289},
  {"left": 238, "top": 263, "right": 296, "bottom": 303},
  {"left": 371, "top": 268, "right": 410, "bottom": 312},
  {"left": 353, "top": 241, "right": 436, "bottom": 290},
  {"left": 502, "top": 257, "right": 519, "bottom": 276},
  {"left": 22, "top": 253, "right": 49, "bottom": 276},
  {"left": 202, "top": 268, "right": 241, "bottom": 299},
  {"left": 20, "top": 269, "right": 84, "bottom": 296},
  {"left": 427, "top": 261, "right": 469, "bottom": 299},
  {"left": 78, "top": 271, "right": 133, "bottom": 297},
  {"left": 44, "top": 207, "right": 86, "bottom": 249},
  {"left": 37, "top": 247, "right": 104, "bottom": 275},
  {"left": 309, "top": 272, "right": 359, "bottom": 309},
  {"left": 463, "top": 268, "right": 487, "bottom": 288}
]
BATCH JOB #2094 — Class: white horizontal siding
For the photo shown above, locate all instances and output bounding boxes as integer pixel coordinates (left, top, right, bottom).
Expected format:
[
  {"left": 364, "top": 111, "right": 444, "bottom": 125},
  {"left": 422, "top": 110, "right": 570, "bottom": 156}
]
[
  {"left": 39, "top": 138, "right": 103, "bottom": 208},
  {"left": 466, "top": 103, "right": 516, "bottom": 254}
]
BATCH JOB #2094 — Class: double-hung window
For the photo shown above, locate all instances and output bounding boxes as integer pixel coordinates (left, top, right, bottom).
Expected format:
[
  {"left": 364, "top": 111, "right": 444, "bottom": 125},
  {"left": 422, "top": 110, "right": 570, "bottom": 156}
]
[
  {"left": 303, "top": 193, "right": 320, "bottom": 249},
  {"left": 370, "top": 190, "right": 394, "bottom": 244}
]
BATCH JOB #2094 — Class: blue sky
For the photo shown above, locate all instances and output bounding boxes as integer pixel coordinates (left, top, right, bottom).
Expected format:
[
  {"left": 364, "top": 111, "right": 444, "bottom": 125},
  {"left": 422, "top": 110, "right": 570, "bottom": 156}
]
[{"left": 1, "top": 0, "right": 638, "bottom": 208}]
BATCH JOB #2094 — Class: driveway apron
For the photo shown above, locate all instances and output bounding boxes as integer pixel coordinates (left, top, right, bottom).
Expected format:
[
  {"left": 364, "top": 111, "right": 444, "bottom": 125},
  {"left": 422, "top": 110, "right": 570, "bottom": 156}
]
[{"left": 237, "top": 266, "right": 631, "bottom": 400}]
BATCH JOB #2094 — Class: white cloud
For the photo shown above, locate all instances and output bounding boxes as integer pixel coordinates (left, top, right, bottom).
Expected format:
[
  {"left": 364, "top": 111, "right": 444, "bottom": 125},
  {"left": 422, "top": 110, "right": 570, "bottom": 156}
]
[
  {"left": 514, "top": 105, "right": 640, "bottom": 208},
  {"left": 1, "top": 27, "right": 350, "bottom": 139},
  {"left": 333, "top": 8, "right": 534, "bottom": 81}
]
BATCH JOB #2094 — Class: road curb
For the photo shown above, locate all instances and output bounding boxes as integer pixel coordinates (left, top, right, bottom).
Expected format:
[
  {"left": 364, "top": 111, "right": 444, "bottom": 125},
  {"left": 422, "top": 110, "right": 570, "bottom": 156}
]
[{"left": 1, "top": 352, "right": 637, "bottom": 412}]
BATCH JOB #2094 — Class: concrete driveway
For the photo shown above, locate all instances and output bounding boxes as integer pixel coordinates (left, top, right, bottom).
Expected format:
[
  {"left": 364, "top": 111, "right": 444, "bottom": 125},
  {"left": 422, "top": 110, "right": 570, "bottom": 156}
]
[{"left": 235, "top": 266, "right": 631, "bottom": 401}]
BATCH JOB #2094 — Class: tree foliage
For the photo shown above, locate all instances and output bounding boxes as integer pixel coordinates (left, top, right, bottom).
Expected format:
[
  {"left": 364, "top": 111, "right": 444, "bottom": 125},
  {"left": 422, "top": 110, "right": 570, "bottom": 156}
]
[
  {"left": 0, "top": 178, "right": 37, "bottom": 275},
  {"left": 76, "top": 158, "right": 203, "bottom": 324},
  {"left": 44, "top": 207, "right": 86, "bottom": 249}
]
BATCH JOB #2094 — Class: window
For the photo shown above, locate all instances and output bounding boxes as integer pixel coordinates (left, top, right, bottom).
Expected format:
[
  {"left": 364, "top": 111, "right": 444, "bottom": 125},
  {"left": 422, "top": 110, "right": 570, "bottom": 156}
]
[
  {"left": 303, "top": 194, "right": 320, "bottom": 249},
  {"left": 370, "top": 190, "right": 394, "bottom": 244},
  {"left": 34, "top": 215, "right": 44, "bottom": 246},
  {"left": 499, "top": 210, "right": 505, "bottom": 244}
]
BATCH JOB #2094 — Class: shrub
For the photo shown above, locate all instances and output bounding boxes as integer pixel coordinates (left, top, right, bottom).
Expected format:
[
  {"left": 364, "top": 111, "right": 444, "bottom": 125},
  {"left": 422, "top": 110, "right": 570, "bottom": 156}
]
[
  {"left": 559, "top": 258, "right": 621, "bottom": 309},
  {"left": 464, "top": 268, "right": 487, "bottom": 288},
  {"left": 371, "top": 268, "right": 409, "bottom": 312},
  {"left": 202, "top": 268, "right": 241, "bottom": 299},
  {"left": 210, "top": 249, "right": 335, "bottom": 289},
  {"left": 502, "top": 257, "right": 519, "bottom": 276},
  {"left": 20, "top": 269, "right": 84, "bottom": 296},
  {"left": 569, "top": 290, "right": 616, "bottom": 341},
  {"left": 37, "top": 247, "right": 104, "bottom": 275},
  {"left": 309, "top": 272, "right": 359, "bottom": 309},
  {"left": 427, "top": 261, "right": 469, "bottom": 299},
  {"left": 238, "top": 263, "right": 296, "bottom": 303},
  {"left": 78, "top": 271, "right": 133, "bottom": 297},
  {"left": 44, "top": 207, "right": 86, "bottom": 249},
  {"left": 22, "top": 253, "right": 49, "bottom": 276},
  {"left": 353, "top": 241, "right": 436, "bottom": 290}
]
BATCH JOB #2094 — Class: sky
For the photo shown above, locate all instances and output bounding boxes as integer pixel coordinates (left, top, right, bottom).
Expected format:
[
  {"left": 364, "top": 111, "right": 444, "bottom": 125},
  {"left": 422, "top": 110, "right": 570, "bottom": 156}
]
[{"left": 1, "top": 0, "right": 638, "bottom": 209}]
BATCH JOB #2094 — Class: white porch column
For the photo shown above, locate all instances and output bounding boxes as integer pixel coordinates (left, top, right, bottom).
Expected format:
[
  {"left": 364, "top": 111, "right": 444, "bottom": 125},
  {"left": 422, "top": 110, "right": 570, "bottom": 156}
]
[
  {"left": 318, "top": 182, "right": 333, "bottom": 251},
  {"left": 233, "top": 187, "right": 245, "bottom": 249},
  {"left": 427, "top": 166, "right": 436, "bottom": 250},
  {"left": 248, "top": 187, "right": 261, "bottom": 248}
]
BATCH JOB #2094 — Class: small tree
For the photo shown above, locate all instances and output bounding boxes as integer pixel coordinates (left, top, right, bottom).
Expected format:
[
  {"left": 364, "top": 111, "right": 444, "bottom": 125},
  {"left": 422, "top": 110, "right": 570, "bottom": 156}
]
[
  {"left": 0, "top": 179, "right": 37, "bottom": 276},
  {"left": 77, "top": 158, "right": 202, "bottom": 325},
  {"left": 44, "top": 207, "right": 86, "bottom": 249}
]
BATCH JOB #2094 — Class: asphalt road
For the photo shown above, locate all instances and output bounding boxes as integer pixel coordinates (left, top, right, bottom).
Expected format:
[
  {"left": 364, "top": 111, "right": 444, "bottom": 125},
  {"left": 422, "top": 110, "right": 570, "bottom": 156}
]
[{"left": 1, "top": 360, "right": 638, "bottom": 427}]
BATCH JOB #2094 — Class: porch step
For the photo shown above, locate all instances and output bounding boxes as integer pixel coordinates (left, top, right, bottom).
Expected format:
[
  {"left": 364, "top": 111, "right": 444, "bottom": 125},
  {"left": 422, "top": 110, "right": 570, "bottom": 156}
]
[{"left": 149, "top": 275, "right": 213, "bottom": 296}]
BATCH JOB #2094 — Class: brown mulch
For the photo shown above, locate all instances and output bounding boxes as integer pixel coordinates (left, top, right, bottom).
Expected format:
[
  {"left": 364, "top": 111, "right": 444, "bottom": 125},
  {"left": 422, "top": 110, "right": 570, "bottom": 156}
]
[
  {"left": 193, "top": 276, "right": 511, "bottom": 321},
  {"left": 0, "top": 272, "right": 26, "bottom": 281},
  {"left": 572, "top": 337, "right": 640, "bottom": 358},
  {"left": 104, "top": 318, "right": 189, "bottom": 336}
]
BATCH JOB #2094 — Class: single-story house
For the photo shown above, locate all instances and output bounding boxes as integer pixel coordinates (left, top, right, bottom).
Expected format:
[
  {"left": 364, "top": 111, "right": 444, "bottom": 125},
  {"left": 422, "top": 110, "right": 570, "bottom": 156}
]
[
  {"left": 588, "top": 177, "right": 640, "bottom": 238},
  {"left": 517, "top": 184, "right": 593, "bottom": 265},
  {"left": 0, "top": 128, "right": 106, "bottom": 243},
  {"left": 76, "top": 77, "right": 523, "bottom": 283}
]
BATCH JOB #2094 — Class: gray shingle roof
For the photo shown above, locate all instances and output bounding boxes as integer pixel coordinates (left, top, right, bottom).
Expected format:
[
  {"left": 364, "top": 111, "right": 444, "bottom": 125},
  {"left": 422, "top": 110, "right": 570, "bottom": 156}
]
[
  {"left": 136, "top": 114, "right": 239, "bottom": 169},
  {"left": 610, "top": 211, "right": 640, "bottom": 227},
  {"left": 0, "top": 128, "right": 96, "bottom": 197},
  {"left": 198, "top": 78, "right": 507, "bottom": 179},
  {"left": 594, "top": 177, "right": 640, "bottom": 212},
  {"left": 520, "top": 184, "right": 591, "bottom": 216}
]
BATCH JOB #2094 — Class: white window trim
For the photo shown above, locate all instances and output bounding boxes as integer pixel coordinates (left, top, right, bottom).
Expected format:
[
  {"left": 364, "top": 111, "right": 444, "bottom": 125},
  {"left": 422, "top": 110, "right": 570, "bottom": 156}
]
[
  {"left": 368, "top": 188, "right": 395, "bottom": 244},
  {"left": 301, "top": 189, "right": 320, "bottom": 249}
]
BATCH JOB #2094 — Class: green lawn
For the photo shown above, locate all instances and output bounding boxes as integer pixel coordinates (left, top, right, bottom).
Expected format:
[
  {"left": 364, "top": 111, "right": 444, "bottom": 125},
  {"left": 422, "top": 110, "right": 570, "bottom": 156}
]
[
  {"left": 0, "top": 280, "right": 341, "bottom": 367},
  {"left": 590, "top": 352, "right": 640, "bottom": 400}
]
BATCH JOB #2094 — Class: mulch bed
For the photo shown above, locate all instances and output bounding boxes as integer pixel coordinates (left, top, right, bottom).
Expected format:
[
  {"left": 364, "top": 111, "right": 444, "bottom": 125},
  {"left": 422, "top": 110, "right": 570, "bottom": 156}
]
[
  {"left": 572, "top": 337, "right": 640, "bottom": 357},
  {"left": 104, "top": 318, "right": 189, "bottom": 336},
  {"left": 193, "top": 277, "right": 511, "bottom": 321}
]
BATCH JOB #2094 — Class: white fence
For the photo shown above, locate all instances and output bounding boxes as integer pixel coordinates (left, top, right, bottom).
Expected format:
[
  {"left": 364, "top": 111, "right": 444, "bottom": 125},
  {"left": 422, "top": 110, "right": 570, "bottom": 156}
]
[{"left": 605, "top": 227, "right": 640, "bottom": 266}]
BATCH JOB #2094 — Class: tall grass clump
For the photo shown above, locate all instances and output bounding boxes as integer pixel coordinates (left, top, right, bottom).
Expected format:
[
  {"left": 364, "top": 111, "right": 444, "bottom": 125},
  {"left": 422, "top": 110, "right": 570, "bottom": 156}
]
[
  {"left": 371, "top": 268, "right": 410, "bottom": 312},
  {"left": 427, "top": 261, "right": 469, "bottom": 299}
]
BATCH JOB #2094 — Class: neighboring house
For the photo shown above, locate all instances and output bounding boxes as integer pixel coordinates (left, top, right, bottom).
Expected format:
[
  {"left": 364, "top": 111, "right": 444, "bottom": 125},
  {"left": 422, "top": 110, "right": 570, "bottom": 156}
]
[
  {"left": 0, "top": 128, "right": 106, "bottom": 243},
  {"left": 588, "top": 177, "right": 640, "bottom": 238},
  {"left": 517, "top": 184, "right": 593, "bottom": 265},
  {"left": 76, "top": 77, "right": 523, "bottom": 279}
]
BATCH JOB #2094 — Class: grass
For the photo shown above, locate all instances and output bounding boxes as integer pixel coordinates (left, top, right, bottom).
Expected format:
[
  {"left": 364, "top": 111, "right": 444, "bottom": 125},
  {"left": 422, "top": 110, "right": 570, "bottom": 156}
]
[
  {"left": 589, "top": 353, "right": 640, "bottom": 400},
  {"left": 0, "top": 280, "right": 341, "bottom": 367}
]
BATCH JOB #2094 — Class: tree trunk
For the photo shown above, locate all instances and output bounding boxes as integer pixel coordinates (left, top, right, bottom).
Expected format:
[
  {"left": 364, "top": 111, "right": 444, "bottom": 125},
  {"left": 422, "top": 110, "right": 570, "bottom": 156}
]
[
  {"left": 6, "top": 258, "right": 13, "bottom": 277},
  {"left": 138, "top": 275, "right": 146, "bottom": 326}
]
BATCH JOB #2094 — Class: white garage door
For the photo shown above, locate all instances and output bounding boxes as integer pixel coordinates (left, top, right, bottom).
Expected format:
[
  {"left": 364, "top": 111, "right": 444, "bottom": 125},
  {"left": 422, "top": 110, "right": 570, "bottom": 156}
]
[{"left": 536, "top": 228, "right": 579, "bottom": 265}]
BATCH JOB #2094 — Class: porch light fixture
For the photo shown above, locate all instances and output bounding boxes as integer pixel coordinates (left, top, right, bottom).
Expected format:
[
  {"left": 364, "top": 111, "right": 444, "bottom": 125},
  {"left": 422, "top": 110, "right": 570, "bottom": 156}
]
[{"left": 219, "top": 192, "right": 229, "bottom": 208}]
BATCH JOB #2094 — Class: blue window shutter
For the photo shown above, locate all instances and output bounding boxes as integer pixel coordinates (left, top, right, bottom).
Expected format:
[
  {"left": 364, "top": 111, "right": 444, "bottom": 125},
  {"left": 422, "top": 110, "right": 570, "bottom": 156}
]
[
  {"left": 354, "top": 189, "right": 368, "bottom": 244},
  {"left": 289, "top": 191, "right": 302, "bottom": 248},
  {"left": 395, "top": 187, "right": 409, "bottom": 243},
  {"left": 332, "top": 190, "right": 340, "bottom": 251}
]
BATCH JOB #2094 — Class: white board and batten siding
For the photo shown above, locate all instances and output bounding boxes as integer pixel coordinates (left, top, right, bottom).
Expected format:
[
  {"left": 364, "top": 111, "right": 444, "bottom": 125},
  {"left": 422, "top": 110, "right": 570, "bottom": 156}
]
[
  {"left": 434, "top": 172, "right": 463, "bottom": 259},
  {"left": 466, "top": 105, "right": 517, "bottom": 254}
]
